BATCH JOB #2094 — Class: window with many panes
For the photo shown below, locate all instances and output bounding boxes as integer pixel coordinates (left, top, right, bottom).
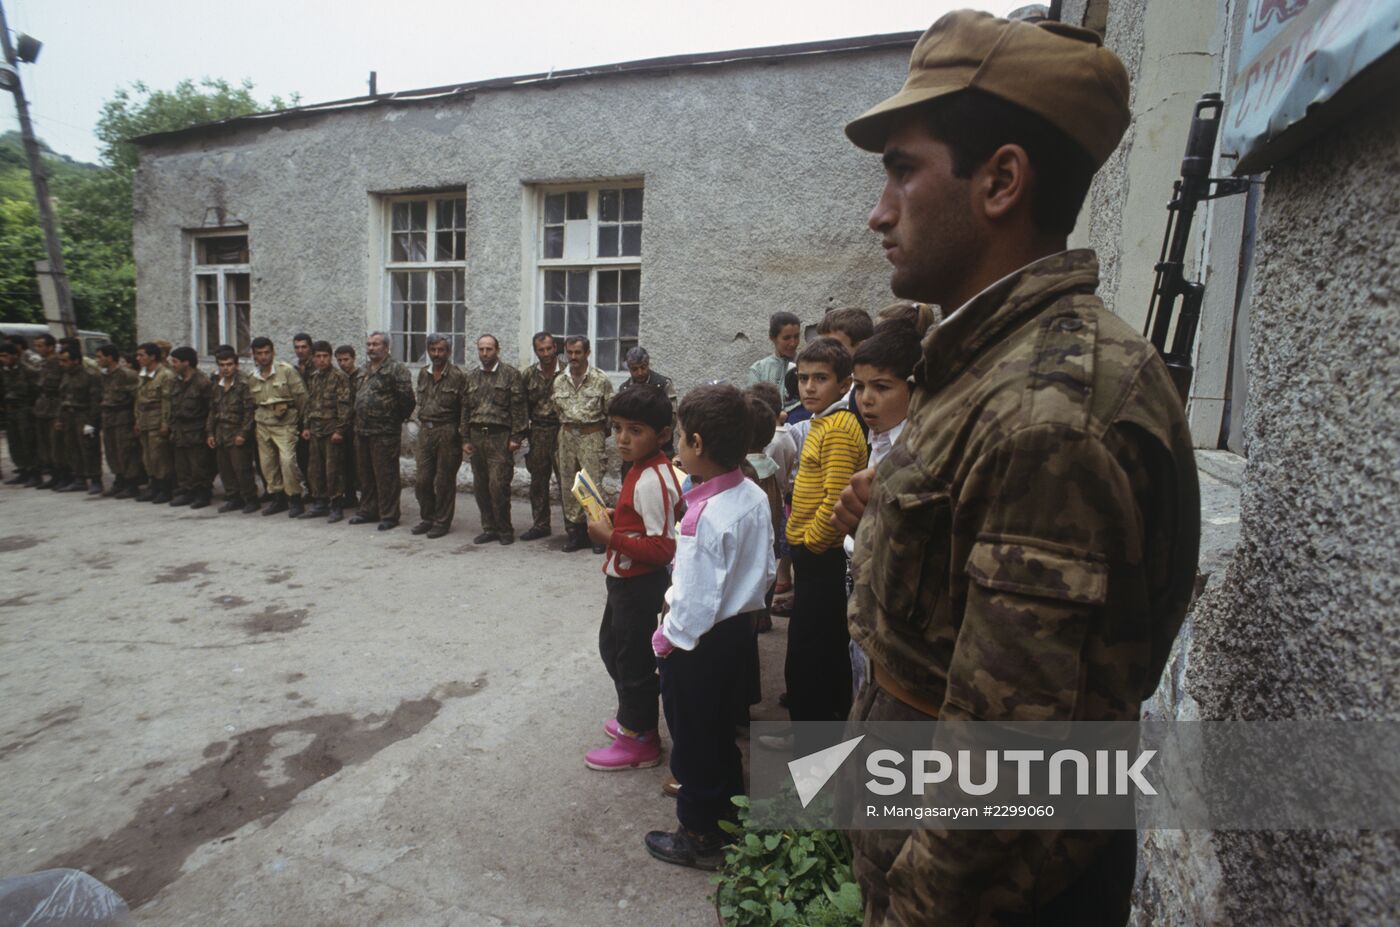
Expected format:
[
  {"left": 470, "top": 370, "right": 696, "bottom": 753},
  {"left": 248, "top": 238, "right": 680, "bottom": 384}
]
[
  {"left": 538, "top": 184, "right": 642, "bottom": 373},
  {"left": 384, "top": 193, "right": 468, "bottom": 363},
  {"left": 191, "top": 231, "right": 251, "bottom": 356}
]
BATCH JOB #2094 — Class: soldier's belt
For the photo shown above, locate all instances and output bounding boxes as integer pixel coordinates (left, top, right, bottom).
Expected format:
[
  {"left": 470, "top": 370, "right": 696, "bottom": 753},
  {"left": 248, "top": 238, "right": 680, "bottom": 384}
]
[
  {"left": 531, "top": 420, "right": 561, "bottom": 429},
  {"left": 873, "top": 661, "right": 941, "bottom": 720},
  {"left": 562, "top": 421, "right": 605, "bottom": 435},
  {"left": 470, "top": 422, "right": 510, "bottom": 432},
  {"left": 420, "top": 420, "right": 458, "bottom": 430}
]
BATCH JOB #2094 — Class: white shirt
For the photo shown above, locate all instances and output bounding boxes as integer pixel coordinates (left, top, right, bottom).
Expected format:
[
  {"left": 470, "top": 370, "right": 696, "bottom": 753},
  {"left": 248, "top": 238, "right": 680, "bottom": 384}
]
[
  {"left": 868, "top": 419, "right": 906, "bottom": 468},
  {"left": 662, "top": 469, "right": 776, "bottom": 651}
]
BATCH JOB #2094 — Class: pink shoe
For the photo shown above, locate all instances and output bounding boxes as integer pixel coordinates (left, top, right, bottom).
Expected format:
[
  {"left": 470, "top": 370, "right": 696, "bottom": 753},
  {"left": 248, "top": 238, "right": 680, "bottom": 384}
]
[
  {"left": 604, "top": 718, "right": 621, "bottom": 739},
  {"left": 585, "top": 730, "right": 662, "bottom": 771}
]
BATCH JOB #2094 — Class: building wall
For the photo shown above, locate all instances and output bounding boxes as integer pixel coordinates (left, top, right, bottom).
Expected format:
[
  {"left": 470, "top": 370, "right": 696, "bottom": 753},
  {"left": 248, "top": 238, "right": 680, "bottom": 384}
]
[{"left": 132, "top": 46, "right": 912, "bottom": 386}]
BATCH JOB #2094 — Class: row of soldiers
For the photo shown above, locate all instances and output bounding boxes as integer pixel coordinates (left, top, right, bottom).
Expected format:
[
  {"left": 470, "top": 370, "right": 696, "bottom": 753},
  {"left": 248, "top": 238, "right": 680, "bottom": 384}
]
[{"left": 1, "top": 328, "right": 673, "bottom": 550}]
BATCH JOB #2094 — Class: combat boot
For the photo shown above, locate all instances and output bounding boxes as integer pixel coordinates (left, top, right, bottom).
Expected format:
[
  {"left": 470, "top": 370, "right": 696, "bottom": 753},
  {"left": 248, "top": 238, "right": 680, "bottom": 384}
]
[
  {"left": 327, "top": 506, "right": 344, "bottom": 524},
  {"left": 287, "top": 496, "right": 305, "bottom": 518},
  {"left": 562, "top": 523, "right": 588, "bottom": 552},
  {"left": 23, "top": 472, "right": 42, "bottom": 488},
  {"left": 519, "top": 525, "right": 551, "bottom": 541},
  {"left": 5, "top": 471, "right": 28, "bottom": 485},
  {"left": 169, "top": 490, "right": 193, "bottom": 506},
  {"left": 217, "top": 497, "right": 243, "bottom": 514},
  {"left": 241, "top": 501, "right": 261, "bottom": 514},
  {"left": 56, "top": 478, "right": 85, "bottom": 493},
  {"left": 299, "top": 500, "right": 328, "bottom": 519},
  {"left": 150, "top": 479, "right": 172, "bottom": 504},
  {"left": 87, "top": 479, "right": 104, "bottom": 495},
  {"left": 262, "top": 492, "right": 288, "bottom": 516},
  {"left": 116, "top": 481, "right": 142, "bottom": 499},
  {"left": 189, "top": 490, "right": 211, "bottom": 510}
]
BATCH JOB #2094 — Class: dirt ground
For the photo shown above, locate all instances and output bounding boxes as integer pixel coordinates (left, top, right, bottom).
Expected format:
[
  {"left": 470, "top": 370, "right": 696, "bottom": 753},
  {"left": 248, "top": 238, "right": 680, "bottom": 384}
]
[{"left": 0, "top": 476, "right": 789, "bottom": 926}]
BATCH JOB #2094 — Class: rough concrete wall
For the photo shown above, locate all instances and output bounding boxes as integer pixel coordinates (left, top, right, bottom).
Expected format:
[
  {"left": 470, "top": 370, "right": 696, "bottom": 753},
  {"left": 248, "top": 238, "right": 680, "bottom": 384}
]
[
  {"left": 1140, "top": 96, "right": 1400, "bottom": 926},
  {"left": 132, "top": 47, "right": 909, "bottom": 389}
]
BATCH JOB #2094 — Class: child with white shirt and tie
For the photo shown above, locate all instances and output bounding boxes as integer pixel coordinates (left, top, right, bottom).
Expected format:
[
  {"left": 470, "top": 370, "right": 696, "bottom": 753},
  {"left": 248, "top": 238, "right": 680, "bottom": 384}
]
[{"left": 645, "top": 384, "right": 776, "bottom": 871}]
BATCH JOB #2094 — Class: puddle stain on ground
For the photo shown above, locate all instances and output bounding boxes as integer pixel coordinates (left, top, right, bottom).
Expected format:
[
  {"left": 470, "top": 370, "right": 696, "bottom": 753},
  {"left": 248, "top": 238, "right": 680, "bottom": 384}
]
[
  {"left": 0, "top": 703, "right": 81, "bottom": 760},
  {"left": 40, "top": 677, "right": 487, "bottom": 909},
  {"left": 212, "top": 595, "right": 249, "bottom": 609},
  {"left": 240, "top": 606, "right": 309, "bottom": 635},
  {"left": 0, "top": 535, "right": 43, "bottom": 553},
  {"left": 153, "top": 562, "right": 211, "bottom": 584},
  {"left": 284, "top": 672, "right": 305, "bottom": 683},
  {"left": 0, "top": 592, "right": 36, "bottom": 608},
  {"left": 265, "top": 570, "right": 293, "bottom": 584}
]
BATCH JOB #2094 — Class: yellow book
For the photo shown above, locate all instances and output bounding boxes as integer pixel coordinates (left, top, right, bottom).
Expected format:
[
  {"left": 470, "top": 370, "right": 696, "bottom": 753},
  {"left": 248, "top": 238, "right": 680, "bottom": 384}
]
[{"left": 572, "top": 468, "right": 611, "bottom": 526}]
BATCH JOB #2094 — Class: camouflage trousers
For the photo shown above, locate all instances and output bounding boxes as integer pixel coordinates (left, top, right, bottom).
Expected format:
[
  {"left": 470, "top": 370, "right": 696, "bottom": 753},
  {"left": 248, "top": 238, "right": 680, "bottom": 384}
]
[
  {"left": 34, "top": 415, "right": 55, "bottom": 470},
  {"left": 214, "top": 441, "right": 259, "bottom": 503},
  {"left": 469, "top": 425, "right": 514, "bottom": 536},
  {"left": 173, "top": 442, "right": 214, "bottom": 494},
  {"left": 6, "top": 407, "right": 36, "bottom": 471},
  {"left": 356, "top": 433, "right": 402, "bottom": 523},
  {"left": 556, "top": 424, "right": 606, "bottom": 527},
  {"left": 415, "top": 422, "right": 461, "bottom": 527},
  {"left": 255, "top": 422, "right": 303, "bottom": 498},
  {"left": 525, "top": 423, "right": 561, "bottom": 531},
  {"left": 138, "top": 429, "right": 173, "bottom": 480},
  {"left": 60, "top": 410, "right": 101, "bottom": 479},
  {"left": 102, "top": 412, "right": 142, "bottom": 481},
  {"left": 306, "top": 433, "right": 347, "bottom": 502}
]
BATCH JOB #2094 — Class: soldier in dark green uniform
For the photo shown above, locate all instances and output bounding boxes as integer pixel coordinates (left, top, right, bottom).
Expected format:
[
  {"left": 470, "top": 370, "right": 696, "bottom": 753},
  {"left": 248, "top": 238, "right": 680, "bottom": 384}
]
[
  {"left": 463, "top": 334, "right": 528, "bottom": 545},
  {"left": 292, "top": 332, "right": 314, "bottom": 503},
  {"left": 350, "top": 331, "right": 415, "bottom": 531},
  {"left": 32, "top": 333, "right": 63, "bottom": 488},
  {"left": 520, "top": 332, "right": 563, "bottom": 541},
  {"left": 300, "top": 340, "right": 352, "bottom": 521},
  {"left": 832, "top": 12, "right": 1201, "bottom": 925},
  {"left": 53, "top": 344, "right": 103, "bottom": 493},
  {"left": 0, "top": 342, "right": 39, "bottom": 485},
  {"left": 335, "top": 345, "right": 363, "bottom": 511},
  {"left": 167, "top": 347, "right": 214, "bottom": 508},
  {"left": 206, "top": 347, "right": 260, "bottom": 513},
  {"left": 412, "top": 334, "right": 468, "bottom": 539},
  {"left": 94, "top": 344, "right": 143, "bottom": 498}
]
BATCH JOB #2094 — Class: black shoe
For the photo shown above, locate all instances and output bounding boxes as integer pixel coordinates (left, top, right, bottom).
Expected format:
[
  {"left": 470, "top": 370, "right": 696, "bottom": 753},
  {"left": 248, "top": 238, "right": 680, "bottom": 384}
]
[
  {"left": 410, "top": 521, "right": 434, "bottom": 535},
  {"left": 377, "top": 519, "right": 398, "bottom": 531},
  {"left": 327, "top": 507, "right": 345, "bottom": 524},
  {"left": 88, "top": 480, "right": 104, "bottom": 495},
  {"left": 4, "top": 472, "right": 26, "bottom": 485},
  {"left": 262, "top": 495, "right": 288, "bottom": 516},
  {"left": 150, "top": 483, "right": 172, "bottom": 504},
  {"left": 218, "top": 499, "right": 243, "bottom": 513},
  {"left": 189, "top": 492, "right": 211, "bottom": 510},
  {"left": 298, "top": 503, "right": 328, "bottom": 519},
  {"left": 134, "top": 485, "right": 155, "bottom": 502},
  {"left": 473, "top": 531, "right": 499, "bottom": 544},
  {"left": 169, "top": 492, "right": 193, "bottom": 507},
  {"left": 242, "top": 502, "right": 261, "bottom": 514},
  {"left": 24, "top": 473, "right": 42, "bottom": 488},
  {"left": 519, "top": 525, "right": 551, "bottom": 541},
  {"left": 643, "top": 828, "right": 725, "bottom": 871},
  {"left": 561, "top": 525, "right": 588, "bottom": 552},
  {"left": 38, "top": 475, "right": 58, "bottom": 490},
  {"left": 426, "top": 524, "right": 449, "bottom": 539},
  {"left": 287, "top": 500, "right": 305, "bottom": 518},
  {"left": 499, "top": 534, "right": 515, "bottom": 546},
  {"left": 591, "top": 543, "right": 606, "bottom": 555},
  {"left": 348, "top": 514, "right": 375, "bottom": 525},
  {"left": 53, "top": 478, "right": 80, "bottom": 492}
]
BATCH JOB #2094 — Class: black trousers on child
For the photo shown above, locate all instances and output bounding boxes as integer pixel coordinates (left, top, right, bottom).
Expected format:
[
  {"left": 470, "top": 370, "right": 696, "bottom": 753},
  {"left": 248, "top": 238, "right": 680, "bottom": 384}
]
[
  {"left": 660, "top": 612, "right": 750, "bottom": 837},
  {"left": 599, "top": 570, "right": 669, "bottom": 734},
  {"left": 787, "top": 545, "right": 853, "bottom": 746}
]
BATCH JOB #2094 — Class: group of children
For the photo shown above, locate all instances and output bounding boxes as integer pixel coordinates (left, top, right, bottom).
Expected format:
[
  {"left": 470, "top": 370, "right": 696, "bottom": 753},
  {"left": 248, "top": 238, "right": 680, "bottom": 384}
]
[{"left": 580, "top": 302, "right": 930, "bottom": 871}]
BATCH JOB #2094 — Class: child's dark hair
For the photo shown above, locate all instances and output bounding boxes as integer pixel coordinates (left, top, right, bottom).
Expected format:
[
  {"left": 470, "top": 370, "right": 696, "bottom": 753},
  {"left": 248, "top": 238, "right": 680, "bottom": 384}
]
[
  {"left": 678, "top": 384, "right": 751, "bottom": 470},
  {"left": 608, "top": 385, "right": 673, "bottom": 434},
  {"left": 852, "top": 323, "right": 921, "bottom": 380},
  {"left": 816, "top": 306, "right": 874, "bottom": 346},
  {"left": 797, "top": 336, "right": 853, "bottom": 380},
  {"left": 745, "top": 381, "right": 782, "bottom": 417},
  {"left": 747, "top": 395, "right": 777, "bottom": 452},
  {"left": 768, "top": 311, "right": 800, "bottom": 338}
]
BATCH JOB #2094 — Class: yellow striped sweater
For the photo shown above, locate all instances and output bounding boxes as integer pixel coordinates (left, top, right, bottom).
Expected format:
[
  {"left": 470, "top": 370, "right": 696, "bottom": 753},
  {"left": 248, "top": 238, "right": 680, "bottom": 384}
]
[{"left": 786, "top": 403, "right": 867, "bottom": 553}]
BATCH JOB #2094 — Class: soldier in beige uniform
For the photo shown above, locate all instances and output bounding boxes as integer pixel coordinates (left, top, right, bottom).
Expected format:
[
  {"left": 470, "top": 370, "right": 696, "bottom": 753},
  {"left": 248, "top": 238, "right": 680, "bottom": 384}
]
[
  {"left": 832, "top": 12, "right": 1200, "bottom": 925},
  {"left": 520, "top": 332, "right": 563, "bottom": 541},
  {"left": 463, "top": 334, "right": 527, "bottom": 545},
  {"left": 413, "top": 334, "right": 468, "bottom": 538},
  {"left": 551, "top": 335, "right": 613, "bottom": 553},
  {"left": 248, "top": 336, "right": 308, "bottom": 517},
  {"left": 133, "top": 342, "right": 175, "bottom": 503}
]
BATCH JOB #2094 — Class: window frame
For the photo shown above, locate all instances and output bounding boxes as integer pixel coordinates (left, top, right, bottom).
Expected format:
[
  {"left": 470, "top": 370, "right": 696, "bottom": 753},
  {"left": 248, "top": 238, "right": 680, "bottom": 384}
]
[
  {"left": 380, "top": 191, "right": 469, "bottom": 365},
  {"left": 189, "top": 229, "right": 252, "bottom": 357}
]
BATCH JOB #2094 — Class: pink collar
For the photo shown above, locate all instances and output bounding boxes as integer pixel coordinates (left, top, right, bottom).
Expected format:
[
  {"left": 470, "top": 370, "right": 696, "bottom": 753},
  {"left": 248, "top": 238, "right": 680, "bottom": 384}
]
[{"left": 679, "top": 467, "right": 745, "bottom": 537}]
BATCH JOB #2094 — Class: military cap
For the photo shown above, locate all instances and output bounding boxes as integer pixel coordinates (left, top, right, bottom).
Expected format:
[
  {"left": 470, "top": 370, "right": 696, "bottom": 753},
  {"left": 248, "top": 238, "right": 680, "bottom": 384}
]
[{"left": 845, "top": 9, "right": 1130, "bottom": 166}]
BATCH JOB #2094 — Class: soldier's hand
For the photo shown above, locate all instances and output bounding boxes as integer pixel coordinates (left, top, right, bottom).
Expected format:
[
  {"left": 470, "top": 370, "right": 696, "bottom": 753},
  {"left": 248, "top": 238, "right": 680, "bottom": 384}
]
[
  {"left": 507, "top": 439, "right": 521, "bottom": 453},
  {"left": 233, "top": 435, "right": 246, "bottom": 447},
  {"left": 159, "top": 424, "right": 170, "bottom": 437},
  {"left": 331, "top": 432, "right": 343, "bottom": 444},
  {"left": 463, "top": 442, "right": 474, "bottom": 456},
  {"left": 206, "top": 436, "right": 216, "bottom": 449},
  {"left": 82, "top": 425, "right": 96, "bottom": 437},
  {"left": 832, "top": 467, "right": 875, "bottom": 537},
  {"left": 301, "top": 429, "right": 311, "bottom": 441}
]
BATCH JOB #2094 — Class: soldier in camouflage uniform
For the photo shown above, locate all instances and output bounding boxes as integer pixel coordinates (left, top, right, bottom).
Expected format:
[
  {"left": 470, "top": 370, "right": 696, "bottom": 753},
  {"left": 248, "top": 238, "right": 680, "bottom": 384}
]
[
  {"left": 833, "top": 12, "right": 1200, "bottom": 924},
  {"left": 463, "top": 334, "right": 527, "bottom": 545},
  {"left": 53, "top": 345, "right": 103, "bottom": 493},
  {"left": 134, "top": 342, "right": 176, "bottom": 504},
  {"left": 248, "top": 336, "right": 308, "bottom": 517},
  {"left": 94, "top": 344, "right": 143, "bottom": 498},
  {"left": 520, "top": 331, "right": 563, "bottom": 541},
  {"left": 206, "top": 347, "right": 260, "bottom": 513},
  {"left": 335, "top": 345, "right": 363, "bottom": 509},
  {"left": 350, "top": 331, "right": 415, "bottom": 530},
  {"left": 31, "top": 333, "right": 63, "bottom": 487},
  {"left": 300, "top": 341, "right": 352, "bottom": 521},
  {"left": 167, "top": 347, "right": 214, "bottom": 508},
  {"left": 552, "top": 335, "right": 613, "bottom": 552},
  {"left": 412, "top": 334, "right": 467, "bottom": 539},
  {"left": 0, "top": 342, "right": 39, "bottom": 485},
  {"left": 292, "top": 332, "right": 314, "bottom": 502}
]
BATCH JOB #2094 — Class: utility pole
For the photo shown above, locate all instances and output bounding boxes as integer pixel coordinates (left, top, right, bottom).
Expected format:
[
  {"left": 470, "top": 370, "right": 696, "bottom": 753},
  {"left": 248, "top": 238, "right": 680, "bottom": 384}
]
[{"left": 0, "top": 0, "right": 77, "bottom": 338}]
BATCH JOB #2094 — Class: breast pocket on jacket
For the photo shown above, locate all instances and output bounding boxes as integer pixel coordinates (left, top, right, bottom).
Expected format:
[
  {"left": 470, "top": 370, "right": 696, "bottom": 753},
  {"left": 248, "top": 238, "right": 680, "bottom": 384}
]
[{"left": 866, "top": 461, "right": 951, "bottom": 632}]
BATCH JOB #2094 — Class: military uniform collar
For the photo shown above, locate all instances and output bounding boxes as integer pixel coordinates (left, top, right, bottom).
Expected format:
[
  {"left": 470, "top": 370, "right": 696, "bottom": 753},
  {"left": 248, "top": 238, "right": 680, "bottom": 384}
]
[{"left": 918, "top": 249, "right": 1099, "bottom": 393}]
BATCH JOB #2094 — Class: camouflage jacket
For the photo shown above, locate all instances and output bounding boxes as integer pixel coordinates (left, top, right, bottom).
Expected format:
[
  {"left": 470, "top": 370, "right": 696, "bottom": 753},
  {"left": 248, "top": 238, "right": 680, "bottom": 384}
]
[
  {"left": 248, "top": 361, "right": 307, "bottom": 429},
  {"left": 33, "top": 354, "right": 62, "bottom": 418},
  {"left": 524, "top": 362, "right": 563, "bottom": 425},
  {"left": 1, "top": 360, "right": 38, "bottom": 409},
  {"left": 354, "top": 358, "right": 415, "bottom": 436},
  {"left": 207, "top": 372, "right": 256, "bottom": 447},
  {"left": 415, "top": 363, "right": 467, "bottom": 432},
  {"left": 344, "top": 366, "right": 366, "bottom": 431},
  {"left": 551, "top": 365, "right": 613, "bottom": 426},
  {"left": 169, "top": 369, "right": 213, "bottom": 446},
  {"left": 465, "top": 362, "right": 527, "bottom": 438},
  {"left": 304, "top": 366, "right": 352, "bottom": 437},
  {"left": 57, "top": 363, "right": 101, "bottom": 427},
  {"left": 134, "top": 365, "right": 174, "bottom": 432},
  {"left": 99, "top": 366, "right": 140, "bottom": 423},
  {"left": 848, "top": 250, "right": 1200, "bottom": 922}
]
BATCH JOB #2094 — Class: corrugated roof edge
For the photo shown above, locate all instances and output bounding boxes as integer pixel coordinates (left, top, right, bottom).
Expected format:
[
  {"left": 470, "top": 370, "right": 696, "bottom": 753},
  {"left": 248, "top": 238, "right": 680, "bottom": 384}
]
[{"left": 132, "top": 31, "right": 921, "bottom": 147}]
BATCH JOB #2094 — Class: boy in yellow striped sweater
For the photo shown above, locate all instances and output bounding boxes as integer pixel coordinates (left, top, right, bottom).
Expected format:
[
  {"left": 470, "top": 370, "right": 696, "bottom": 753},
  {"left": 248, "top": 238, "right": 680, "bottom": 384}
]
[{"left": 783, "top": 337, "right": 867, "bottom": 744}]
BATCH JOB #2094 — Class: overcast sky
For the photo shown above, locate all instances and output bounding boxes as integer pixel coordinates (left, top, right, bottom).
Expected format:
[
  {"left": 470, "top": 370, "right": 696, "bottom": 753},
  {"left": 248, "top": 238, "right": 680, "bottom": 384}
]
[{"left": 2, "top": 0, "right": 1023, "bottom": 164}]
